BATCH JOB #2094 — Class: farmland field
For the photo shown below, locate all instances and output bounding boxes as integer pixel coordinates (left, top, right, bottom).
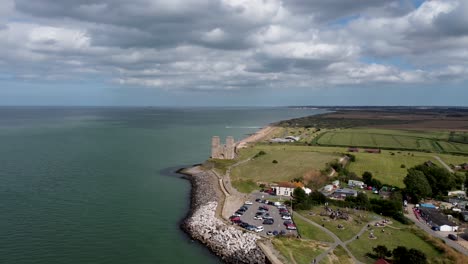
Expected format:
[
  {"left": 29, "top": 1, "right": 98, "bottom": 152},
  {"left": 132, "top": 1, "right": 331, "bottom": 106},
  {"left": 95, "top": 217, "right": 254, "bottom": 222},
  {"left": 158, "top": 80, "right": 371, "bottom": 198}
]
[
  {"left": 231, "top": 145, "right": 339, "bottom": 192},
  {"left": 315, "top": 128, "right": 468, "bottom": 154}
]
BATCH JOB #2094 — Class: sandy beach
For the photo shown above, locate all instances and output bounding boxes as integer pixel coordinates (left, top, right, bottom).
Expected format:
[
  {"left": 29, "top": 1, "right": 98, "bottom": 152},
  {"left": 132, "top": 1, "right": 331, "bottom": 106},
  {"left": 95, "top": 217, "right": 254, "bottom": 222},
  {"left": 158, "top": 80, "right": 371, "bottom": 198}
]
[{"left": 236, "top": 126, "right": 276, "bottom": 149}]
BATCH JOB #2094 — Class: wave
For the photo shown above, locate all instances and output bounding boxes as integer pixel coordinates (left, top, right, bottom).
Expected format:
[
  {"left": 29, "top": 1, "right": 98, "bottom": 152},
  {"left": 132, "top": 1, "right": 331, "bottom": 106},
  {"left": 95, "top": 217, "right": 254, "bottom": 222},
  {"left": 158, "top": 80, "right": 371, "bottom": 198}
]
[{"left": 225, "top": 126, "right": 262, "bottom": 129}]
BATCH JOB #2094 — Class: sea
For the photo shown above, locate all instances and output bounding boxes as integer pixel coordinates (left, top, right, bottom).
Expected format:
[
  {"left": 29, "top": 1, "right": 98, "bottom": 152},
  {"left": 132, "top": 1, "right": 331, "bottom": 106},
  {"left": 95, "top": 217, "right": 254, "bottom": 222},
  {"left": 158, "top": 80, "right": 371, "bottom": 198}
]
[{"left": 0, "top": 106, "right": 326, "bottom": 264}]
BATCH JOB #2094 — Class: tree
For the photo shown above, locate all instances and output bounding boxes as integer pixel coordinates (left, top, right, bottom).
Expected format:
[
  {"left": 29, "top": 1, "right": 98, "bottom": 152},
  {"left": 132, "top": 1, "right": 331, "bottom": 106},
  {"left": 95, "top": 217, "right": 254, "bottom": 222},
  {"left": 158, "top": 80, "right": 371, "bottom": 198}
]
[
  {"left": 392, "top": 246, "right": 408, "bottom": 263},
  {"left": 293, "top": 187, "right": 309, "bottom": 210},
  {"left": 406, "top": 249, "right": 427, "bottom": 264},
  {"left": 362, "top": 171, "right": 373, "bottom": 185},
  {"left": 356, "top": 192, "right": 370, "bottom": 208},
  {"left": 373, "top": 245, "right": 391, "bottom": 259},
  {"left": 309, "top": 190, "right": 327, "bottom": 204},
  {"left": 404, "top": 169, "right": 432, "bottom": 201}
]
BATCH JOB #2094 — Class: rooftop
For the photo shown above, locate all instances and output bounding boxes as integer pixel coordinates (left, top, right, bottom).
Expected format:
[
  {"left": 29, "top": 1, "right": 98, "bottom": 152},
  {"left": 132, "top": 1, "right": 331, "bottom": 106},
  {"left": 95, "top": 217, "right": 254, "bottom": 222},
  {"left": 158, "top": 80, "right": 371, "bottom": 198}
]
[{"left": 419, "top": 208, "right": 457, "bottom": 227}]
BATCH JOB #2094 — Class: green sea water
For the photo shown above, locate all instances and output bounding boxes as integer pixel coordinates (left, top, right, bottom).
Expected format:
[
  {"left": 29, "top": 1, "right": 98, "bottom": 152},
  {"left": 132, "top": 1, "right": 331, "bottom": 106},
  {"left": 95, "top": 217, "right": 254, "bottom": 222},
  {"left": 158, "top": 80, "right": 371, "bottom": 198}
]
[{"left": 0, "top": 107, "right": 325, "bottom": 264}]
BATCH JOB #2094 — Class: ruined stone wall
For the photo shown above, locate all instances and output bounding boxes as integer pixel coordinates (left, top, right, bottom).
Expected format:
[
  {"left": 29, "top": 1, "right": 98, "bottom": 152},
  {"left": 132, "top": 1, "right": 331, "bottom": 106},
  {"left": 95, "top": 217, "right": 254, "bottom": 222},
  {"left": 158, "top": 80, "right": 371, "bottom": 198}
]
[{"left": 211, "top": 136, "right": 235, "bottom": 159}]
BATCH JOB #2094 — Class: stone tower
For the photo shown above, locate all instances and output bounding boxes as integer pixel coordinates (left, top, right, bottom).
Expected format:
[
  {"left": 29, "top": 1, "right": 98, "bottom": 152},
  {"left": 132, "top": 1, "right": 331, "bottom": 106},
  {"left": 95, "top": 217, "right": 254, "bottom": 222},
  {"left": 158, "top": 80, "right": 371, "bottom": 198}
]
[{"left": 211, "top": 136, "right": 235, "bottom": 159}]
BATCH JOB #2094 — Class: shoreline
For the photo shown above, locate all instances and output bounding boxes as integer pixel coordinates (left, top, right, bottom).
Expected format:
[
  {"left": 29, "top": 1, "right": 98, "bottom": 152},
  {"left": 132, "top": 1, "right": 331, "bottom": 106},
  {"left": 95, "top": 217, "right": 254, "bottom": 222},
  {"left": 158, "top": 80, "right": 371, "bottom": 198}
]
[
  {"left": 178, "top": 125, "right": 279, "bottom": 263},
  {"left": 179, "top": 166, "right": 266, "bottom": 264}
]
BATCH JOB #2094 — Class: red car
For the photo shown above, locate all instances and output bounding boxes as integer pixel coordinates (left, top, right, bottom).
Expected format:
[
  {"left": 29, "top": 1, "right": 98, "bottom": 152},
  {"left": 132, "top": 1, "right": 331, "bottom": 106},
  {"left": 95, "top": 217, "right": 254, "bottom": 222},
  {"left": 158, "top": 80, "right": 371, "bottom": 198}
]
[
  {"left": 285, "top": 223, "right": 297, "bottom": 230},
  {"left": 230, "top": 216, "right": 241, "bottom": 222}
]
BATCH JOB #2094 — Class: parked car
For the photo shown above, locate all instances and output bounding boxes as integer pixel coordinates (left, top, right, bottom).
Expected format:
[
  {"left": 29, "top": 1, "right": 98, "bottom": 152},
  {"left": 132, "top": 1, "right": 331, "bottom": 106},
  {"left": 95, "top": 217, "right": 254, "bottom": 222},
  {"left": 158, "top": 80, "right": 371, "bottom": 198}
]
[
  {"left": 266, "top": 231, "right": 273, "bottom": 236},
  {"left": 281, "top": 215, "right": 291, "bottom": 220},
  {"left": 273, "top": 230, "right": 279, "bottom": 236},
  {"left": 255, "top": 211, "right": 265, "bottom": 216},
  {"left": 283, "top": 220, "right": 293, "bottom": 225},
  {"left": 268, "top": 201, "right": 275, "bottom": 206},
  {"left": 255, "top": 226, "right": 264, "bottom": 233},
  {"left": 279, "top": 230, "right": 286, "bottom": 235},
  {"left": 255, "top": 198, "right": 261, "bottom": 202},
  {"left": 231, "top": 219, "right": 242, "bottom": 224},
  {"left": 230, "top": 216, "right": 241, "bottom": 222},
  {"left": 239, "top": 222, "right": 249, "bottom": 228},
  {"left": 244, "top": 201, "right": 253, "bottom": 205},
  {"left": 259, "top": 205, "right": 269, "bottom": 211},
  {"left": 286, "top": 223, "right": 297, "bottom": 230},
  {"left": 448, "top": 234, "right": 458, "bottom": 241},
  {"left": 253, "top": 215, "right": 263, "bottom": 220},
  {"left": 263, "top": 219, "right": 274, "bottom": 225},
  {"left": 246, "top": 225, "right": 257, "bottom": 231},
  {"left": 263, "top": 214, "right": 273, "bottom": 220},
  {"left": 235, "top": 210, "right": 244, "bottom": 215}
]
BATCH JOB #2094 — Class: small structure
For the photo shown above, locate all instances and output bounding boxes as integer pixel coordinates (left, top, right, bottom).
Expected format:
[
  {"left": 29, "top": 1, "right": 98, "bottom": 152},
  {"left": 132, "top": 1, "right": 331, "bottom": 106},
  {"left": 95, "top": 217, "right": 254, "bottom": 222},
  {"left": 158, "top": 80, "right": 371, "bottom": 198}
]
[
  {"left": 332, "top": 188, "right": 358, "bottom": 199},
  {"left": 348, "top": 180, "right": 365, "bottom": 188},
  {"left": 323, "top": 185, "right": 334, "bottom": 192},
  {"left": 211, "top": 136, "right": 235, "bottom": 159},
  {"left": 364, "top": 149, "right": 381, "bottom": 154},
  {"left": 419, "top": 208, "right": 458, "bottom": 232},
  {"left": 379, "top": 186, "right": 392, "bottom": 199},
  {"left": 272, "top": 182, "right": 298, "bottom": 196},
  {"left": 448, "top": 190, "right": 466, "bottom": 198},
  {"left": 348, "top": 147, "right": 359, "bottom": 152},
  {"left": 270, "top": 136, "right": 300, "bottom": 143},
  {"left": 332, "top": 180, "right": 340, "bottom": 187},
  {"left": 420, "top": 203, "right": 437, "bottom": 209},
  {"left": 302, "top": 187, "right": 312, "bottom": 195},
  {"left": 425, "top": 160, "right": 435, "bottom": 167}
]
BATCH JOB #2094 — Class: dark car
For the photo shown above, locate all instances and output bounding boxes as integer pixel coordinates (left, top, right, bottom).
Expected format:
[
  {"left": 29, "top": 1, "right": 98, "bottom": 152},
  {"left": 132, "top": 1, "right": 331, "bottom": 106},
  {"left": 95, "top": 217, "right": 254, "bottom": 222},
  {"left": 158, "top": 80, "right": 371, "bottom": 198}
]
[
  {"left": 239, "top": 222, "right": 249, "bottom": 228},
  {"left": 272, "top": 230, "right": 279, "bottom": 236},
  {"left": 255, "top": 198, "right": 261, "bottom": 202},
  {"left": 448, "top": 234, "right": 458, "bottom": 241},
  {"left": 235, "top": 210, "right": 244, "bottom": 215},
  {"left": 246, "top": 225, "right": 256, "bottom": 231},
  {"left": 263, "top": 219, "right": 274, "bottom": 225},
  {"left": 255, "top": 211, "right": 265, "bottom": 216},
  {"left": 263, "top": 214, "right": 273, "bottom": 220},
  {"left": 279, "top": 230, "right": 286, "bottom": 235},
  {"left": 268, "top": 201, "right": 275, "bottom": 205},
  {"left": 240, "top": 206, "right": 248, "bottom": 210},
  {"left": 283, "top": 220, "right": 293, "bottom": 225},
  {"left": 259, "top": 205, "right": 269, "bottom": 211}
]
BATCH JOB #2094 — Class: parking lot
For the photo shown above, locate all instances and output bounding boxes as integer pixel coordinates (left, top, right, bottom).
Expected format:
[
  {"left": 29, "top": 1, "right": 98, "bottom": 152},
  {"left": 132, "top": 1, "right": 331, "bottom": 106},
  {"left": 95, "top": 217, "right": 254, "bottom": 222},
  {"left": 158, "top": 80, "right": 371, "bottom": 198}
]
[{"left": 230, "top": 193, "right": 298, "bottom": 237}]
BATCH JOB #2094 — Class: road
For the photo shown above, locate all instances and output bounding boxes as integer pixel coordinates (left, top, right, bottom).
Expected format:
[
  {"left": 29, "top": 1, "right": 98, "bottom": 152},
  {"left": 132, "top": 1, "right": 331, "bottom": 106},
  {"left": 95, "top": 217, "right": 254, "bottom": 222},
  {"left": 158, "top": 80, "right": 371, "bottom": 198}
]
[
  {"left": 433, "top": 155, "right": 454, "bottom": 173},
  {"left": 406, "top": 204, "right": 468, "bottom": 255}
]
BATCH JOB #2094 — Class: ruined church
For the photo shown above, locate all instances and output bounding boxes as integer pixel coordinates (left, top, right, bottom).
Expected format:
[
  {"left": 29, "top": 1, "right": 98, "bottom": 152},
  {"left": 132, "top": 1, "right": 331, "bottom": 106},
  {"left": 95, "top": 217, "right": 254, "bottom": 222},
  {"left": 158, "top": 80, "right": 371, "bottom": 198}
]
[{"left": 211, "top": 136, "right": 235, "bottom": 159}]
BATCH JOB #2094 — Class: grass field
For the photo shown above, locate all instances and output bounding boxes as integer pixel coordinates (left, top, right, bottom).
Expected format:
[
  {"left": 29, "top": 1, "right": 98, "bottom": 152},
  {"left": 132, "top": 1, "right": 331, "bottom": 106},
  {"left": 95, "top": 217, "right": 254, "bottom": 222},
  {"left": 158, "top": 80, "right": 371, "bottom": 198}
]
[
  {"left": 294, "top": 214, "right": 334, "bottom": 243},
  {"left": 323, "top": 246, "right": 353, "bottom": 264},
  {"left": 272, "top": 238, "right": 327, "bottom": 264},
  {"left": 347, "top": 223, "right": 443, "bottom": 264},
  {"left": 346, "top": 150, "right": 438, "bottom": 187},
  {"left": 231, "top": 145, "right": 339, "bottom": 192},
  {"left": 297, "top": 207, "right": 379, "bottom": 242},
  {"left": 315, "top": 128, "right": 468, "bottom": 154}
]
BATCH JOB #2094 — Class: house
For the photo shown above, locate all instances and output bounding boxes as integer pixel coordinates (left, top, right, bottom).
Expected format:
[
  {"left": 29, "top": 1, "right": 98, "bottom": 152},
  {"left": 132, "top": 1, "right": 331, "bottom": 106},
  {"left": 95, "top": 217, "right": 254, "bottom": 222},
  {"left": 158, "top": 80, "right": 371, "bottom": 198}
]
[
  {"left": 365, "top": 148, "right": 381, "bottom": 154},
  {"left": 272, "top": 182, "right": 299, "bottom": 196},
  {"left": 323, "top": 185, "right": 334, "bottom": 192},
  {"left": 332, "top": 188, "right": 358, "bottom": 199},
  {"left": 332, "top": 180, "right": 340, "bottom": 187},
  {"left": 448, "top": 190, "right": 466, "bottom": 198},
  {"left": 348, "top": 147, "right": 359, "bottom": 152},
  {"left": 418, "top": 208, "right": 458, "bottom": 232},
  {"left": 348, "top": 180, "right": 365, "bottom": 188}
]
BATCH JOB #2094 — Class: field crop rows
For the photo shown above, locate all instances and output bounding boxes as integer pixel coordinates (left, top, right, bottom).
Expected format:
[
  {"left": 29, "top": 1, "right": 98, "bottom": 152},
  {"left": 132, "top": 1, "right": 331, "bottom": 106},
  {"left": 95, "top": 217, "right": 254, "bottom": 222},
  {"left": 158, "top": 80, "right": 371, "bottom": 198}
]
[{"left": 315, "top": 128, "right": 468, "bottom": 154}]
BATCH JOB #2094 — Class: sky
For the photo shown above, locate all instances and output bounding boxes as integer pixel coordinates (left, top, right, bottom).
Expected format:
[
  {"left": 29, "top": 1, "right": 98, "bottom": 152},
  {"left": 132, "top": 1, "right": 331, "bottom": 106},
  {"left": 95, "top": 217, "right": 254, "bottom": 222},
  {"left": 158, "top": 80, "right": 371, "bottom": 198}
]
[{"left": 0, "top": 0, "right": 468, "bottom": 106}]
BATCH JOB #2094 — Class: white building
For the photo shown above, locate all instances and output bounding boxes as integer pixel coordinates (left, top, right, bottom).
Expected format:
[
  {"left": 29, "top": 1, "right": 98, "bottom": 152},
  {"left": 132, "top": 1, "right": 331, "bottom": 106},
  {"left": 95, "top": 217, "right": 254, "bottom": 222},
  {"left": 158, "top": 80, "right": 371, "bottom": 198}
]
[
  {"left": 323, "top": 185, "right": 334, "bottom": 192},
  {"left": 273, "top": 182, "right": 296, "bottom": 196},
  {"left": 348, "top": 180, "right": 365, "bottom": 188},
  {"left": 332, "top": 180, "right": 340, "bottom": 187}
]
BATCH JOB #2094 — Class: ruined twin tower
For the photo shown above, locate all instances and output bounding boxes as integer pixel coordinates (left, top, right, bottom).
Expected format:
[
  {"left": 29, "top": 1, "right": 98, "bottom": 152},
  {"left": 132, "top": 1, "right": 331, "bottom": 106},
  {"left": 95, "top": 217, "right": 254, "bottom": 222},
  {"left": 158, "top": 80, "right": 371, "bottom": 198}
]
[{"left": 211, "top": 136, "right": 236, "bottom": 160}]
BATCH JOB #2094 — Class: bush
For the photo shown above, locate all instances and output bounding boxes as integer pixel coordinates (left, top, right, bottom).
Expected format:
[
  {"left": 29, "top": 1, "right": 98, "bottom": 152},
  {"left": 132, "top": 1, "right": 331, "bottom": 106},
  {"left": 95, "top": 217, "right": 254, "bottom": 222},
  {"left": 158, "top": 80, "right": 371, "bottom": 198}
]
[
  {"left": 272, "top": 160, "right": 278, "bottom": 164},
  {"left": 401, "top": 164, "right": 406, "bottom": 168}
]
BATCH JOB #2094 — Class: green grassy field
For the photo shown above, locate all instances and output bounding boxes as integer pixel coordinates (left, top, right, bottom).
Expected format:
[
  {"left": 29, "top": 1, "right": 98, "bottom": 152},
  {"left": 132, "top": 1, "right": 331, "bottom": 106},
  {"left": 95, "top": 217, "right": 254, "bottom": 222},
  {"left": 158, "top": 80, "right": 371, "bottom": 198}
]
[
  {"left": 272, "top": 238, "right": 327, "bottom": 264},
  {"left": 294, "top": 214, "right": 334, "bottom": 243},
  {"left": 347, "top": 223, "right": 443, "bottom": 264},
  {"left": 231, "top": 145, "right": 339, "bottom": 191},
  {"left": 315, "top": 128, "right": 468, "bottom": 154},
  {"left": 347, "top": 150, "right": 438, "bottom": 187},
  {"left": 297, "top": 208, "right": 378, "bottom": 242}
]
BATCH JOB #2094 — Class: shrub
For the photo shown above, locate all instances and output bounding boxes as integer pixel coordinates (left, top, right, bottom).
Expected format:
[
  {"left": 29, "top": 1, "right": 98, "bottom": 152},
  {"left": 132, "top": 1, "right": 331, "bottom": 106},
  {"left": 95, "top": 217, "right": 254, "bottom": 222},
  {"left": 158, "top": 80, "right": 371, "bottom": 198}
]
[
  {"left": 401, "top": 164, "right": 406, "bottom": 168},
  {"left": 272, "top": 160, "right": 278, "bottom": 164}
]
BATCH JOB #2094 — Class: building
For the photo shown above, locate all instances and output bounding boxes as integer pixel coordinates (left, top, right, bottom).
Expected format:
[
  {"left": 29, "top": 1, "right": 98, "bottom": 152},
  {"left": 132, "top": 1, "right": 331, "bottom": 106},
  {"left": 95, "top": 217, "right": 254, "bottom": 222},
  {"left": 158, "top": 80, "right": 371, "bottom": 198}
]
[
  {"left": 332, "top": 188, "right": 358, "bottom": 199},
  {"left": 379, "top": 186, "right": 392, "bottom": 199},
  {"left": 448, "top": 190, "right": 466, "bottom": 198},
  {"left": 332, "top": 180, "right": 340, "bottom": 187},
  {"left": 418, "top": 208, "right": 458, "bottom": 232},
  {"left": 323, "top": 185, "right": 334, "bottom": 192},
  {"left": 269, "top": 136, "right": 300, "bottom": 143},
  {"left": 211, "top": 136, "right": 236, "bottom": 159},
  {"left": 348, "top": 180, "right": 365, "bottom": 188},
  {"left": 348, "top": 147, "right": 359, "bottom": 152},
  {"left": 272, "top": 182, "right": 297, "bottom": 196}
]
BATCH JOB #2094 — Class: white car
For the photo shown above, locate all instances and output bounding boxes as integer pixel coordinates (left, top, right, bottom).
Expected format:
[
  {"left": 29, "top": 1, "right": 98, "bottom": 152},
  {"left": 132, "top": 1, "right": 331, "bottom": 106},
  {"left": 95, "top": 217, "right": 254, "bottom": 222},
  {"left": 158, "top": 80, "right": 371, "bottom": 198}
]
[
  {"left": 255, "top": 226, "right": 264, "bottom": 233},
  {"left": 282, "top": 215, "right": 292, "bottom": 220},
  {"left": 244, "top": 201, "right": 253, "bottom": 205},
  {"left": 254, "top": 215, "right": 263, "bottom": 220}
]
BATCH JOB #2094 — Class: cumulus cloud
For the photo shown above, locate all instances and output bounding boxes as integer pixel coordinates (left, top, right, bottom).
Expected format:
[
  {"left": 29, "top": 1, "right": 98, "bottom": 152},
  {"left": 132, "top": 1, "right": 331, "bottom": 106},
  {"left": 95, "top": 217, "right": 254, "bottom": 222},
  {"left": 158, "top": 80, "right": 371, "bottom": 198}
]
[{"left": 1, "top": 0, "right": 467, "bottom": 91}]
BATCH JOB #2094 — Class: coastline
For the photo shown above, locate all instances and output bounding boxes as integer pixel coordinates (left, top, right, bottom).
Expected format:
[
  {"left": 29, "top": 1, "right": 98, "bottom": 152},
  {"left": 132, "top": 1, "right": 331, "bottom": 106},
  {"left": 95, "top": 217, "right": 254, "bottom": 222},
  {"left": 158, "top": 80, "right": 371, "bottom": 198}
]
[
  {"left": 179, "top": 166, "right": 266, "bottom": 264},
  {"left": 178, "top": 125, "right": 279, "bottom": 264}
]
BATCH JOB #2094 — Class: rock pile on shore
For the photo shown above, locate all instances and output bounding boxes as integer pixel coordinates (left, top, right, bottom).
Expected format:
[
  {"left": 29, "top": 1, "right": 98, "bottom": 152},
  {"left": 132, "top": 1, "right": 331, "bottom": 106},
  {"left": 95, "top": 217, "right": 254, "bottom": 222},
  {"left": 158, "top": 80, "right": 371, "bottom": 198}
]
[{"left": 182, "top": 168, "right": 266, "bottom": 264}]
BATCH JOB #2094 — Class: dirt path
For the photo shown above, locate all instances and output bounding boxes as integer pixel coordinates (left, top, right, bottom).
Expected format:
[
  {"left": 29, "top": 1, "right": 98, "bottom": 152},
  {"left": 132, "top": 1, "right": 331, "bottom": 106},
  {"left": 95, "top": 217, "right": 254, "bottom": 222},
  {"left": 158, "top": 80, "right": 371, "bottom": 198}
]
[{"left": 433, "top": 155, "right": 454, "bottom": 173}]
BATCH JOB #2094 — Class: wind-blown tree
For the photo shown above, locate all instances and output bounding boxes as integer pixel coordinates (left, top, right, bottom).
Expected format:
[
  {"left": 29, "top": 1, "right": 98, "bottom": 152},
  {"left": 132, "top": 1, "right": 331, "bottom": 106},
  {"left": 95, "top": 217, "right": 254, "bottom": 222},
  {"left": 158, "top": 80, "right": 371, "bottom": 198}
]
[
  {"left": 392, "top": 246, "right": 408, "bottom": 263},
  {"left": 362, "top": 171, "right": 373, "bottom": 185},
  {"left": 373, "top": 245, "right": 391, "bottom": 259},
  {"left": 293, "top": 187, "right": 308, "bottom": 210},
  {"left": 404, "top": 169, "right": 432, "bottom": 202},
  {"left": 412, "top": 164, "right": 454, "bottom": 197}
]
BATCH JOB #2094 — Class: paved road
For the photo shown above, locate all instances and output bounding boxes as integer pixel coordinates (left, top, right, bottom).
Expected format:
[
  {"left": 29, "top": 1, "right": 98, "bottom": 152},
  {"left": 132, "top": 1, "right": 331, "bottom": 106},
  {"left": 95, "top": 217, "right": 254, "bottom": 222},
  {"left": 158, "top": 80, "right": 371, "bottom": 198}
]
[
  {"left": 433, "top": 155, "right": 454, "bottom": 173},
  {"left": 407, "top": 205, "right": 468, "bottom": 255}
]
